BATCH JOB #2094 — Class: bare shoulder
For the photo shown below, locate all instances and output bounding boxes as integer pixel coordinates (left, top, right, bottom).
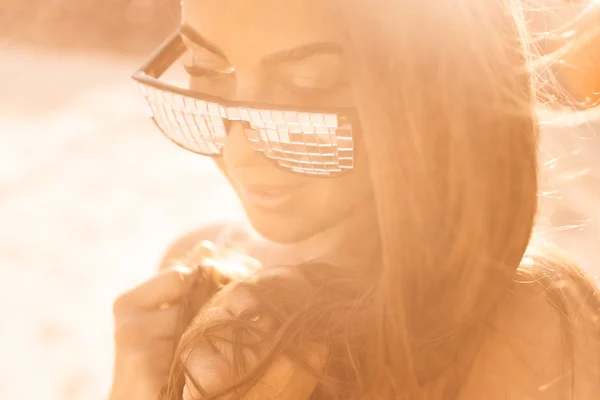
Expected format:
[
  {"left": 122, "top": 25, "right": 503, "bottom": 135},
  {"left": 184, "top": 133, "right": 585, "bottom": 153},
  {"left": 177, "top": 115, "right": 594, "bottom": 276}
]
[
  {"left": 158, "top": 222, "right": 249, "bottom": 270},
  {"left": 459, "top": 258, "right": 600, "bottom": 399}
]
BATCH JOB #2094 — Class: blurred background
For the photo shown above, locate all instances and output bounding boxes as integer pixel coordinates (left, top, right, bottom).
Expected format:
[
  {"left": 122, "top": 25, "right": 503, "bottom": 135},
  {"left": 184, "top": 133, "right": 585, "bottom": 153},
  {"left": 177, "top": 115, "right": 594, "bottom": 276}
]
[{"left": 0, "top": 1, "right": 598, "bottom": 399}]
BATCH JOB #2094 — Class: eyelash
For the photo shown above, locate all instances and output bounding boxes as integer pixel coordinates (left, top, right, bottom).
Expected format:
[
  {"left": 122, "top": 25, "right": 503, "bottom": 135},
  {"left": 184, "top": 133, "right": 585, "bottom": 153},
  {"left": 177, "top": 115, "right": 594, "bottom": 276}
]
[
  {"left": 279, "top": 80, "right": 346, "bottom": 97},
  {"left": 184, "top": 64, "right": 232, "bottom": 78},
  {"left": 183, "top": 64, "right": 346, "bottom": 103}
]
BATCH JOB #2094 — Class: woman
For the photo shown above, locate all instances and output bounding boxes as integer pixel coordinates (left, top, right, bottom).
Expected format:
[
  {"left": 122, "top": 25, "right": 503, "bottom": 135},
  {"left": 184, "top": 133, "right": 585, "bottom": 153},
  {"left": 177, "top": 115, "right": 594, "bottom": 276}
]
[{"left": 110, "top": 0, "right": 600, "bottom": 399}]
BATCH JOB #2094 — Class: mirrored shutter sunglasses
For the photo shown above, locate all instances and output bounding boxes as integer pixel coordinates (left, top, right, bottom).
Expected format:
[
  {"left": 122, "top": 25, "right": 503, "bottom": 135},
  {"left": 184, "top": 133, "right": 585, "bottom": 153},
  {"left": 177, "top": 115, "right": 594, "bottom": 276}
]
[{"left": 131, "top": 32, "right": 360, "bottom": 177}]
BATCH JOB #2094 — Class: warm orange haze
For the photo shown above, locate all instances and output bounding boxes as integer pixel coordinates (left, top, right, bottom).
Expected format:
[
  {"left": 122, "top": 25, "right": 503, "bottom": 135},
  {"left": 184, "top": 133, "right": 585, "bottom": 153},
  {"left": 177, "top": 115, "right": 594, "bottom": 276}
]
[{"left": 1, "top": 1, "right": 599, "bottom": 399}]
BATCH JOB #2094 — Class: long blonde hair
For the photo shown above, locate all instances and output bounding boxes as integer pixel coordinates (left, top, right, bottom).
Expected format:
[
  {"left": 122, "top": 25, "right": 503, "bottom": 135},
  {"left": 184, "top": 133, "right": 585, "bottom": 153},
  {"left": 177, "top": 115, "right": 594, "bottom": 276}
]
[{"left": 166, "top": 1, "right": 600, "bottom": 398}]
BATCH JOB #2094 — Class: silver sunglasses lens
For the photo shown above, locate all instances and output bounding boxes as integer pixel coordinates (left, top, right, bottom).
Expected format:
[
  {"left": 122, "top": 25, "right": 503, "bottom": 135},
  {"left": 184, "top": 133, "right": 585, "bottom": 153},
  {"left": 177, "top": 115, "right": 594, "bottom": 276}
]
[{"left": 134, "top": 82, "right": 354, "bottom": 176}]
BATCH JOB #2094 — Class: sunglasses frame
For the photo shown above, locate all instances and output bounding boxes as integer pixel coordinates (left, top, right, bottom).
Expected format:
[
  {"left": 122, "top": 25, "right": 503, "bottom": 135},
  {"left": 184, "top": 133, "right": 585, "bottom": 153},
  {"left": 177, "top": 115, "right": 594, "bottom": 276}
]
[{"left": 131, "top": 32, "right": 360, "bottom": 177}]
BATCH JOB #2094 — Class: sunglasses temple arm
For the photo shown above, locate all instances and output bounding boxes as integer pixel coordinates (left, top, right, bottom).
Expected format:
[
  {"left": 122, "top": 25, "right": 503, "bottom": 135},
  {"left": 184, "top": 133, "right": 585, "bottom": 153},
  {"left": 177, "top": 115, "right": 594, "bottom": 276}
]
[{"left": 140, "top": 32, "right": 187, "bottom": 78}]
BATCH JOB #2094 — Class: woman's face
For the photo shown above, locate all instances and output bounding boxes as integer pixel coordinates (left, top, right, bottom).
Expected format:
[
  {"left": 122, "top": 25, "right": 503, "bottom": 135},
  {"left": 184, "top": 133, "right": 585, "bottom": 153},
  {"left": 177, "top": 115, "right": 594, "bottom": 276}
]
[{"left": 182, "top": 0, "right": 373, "bottom": 244}]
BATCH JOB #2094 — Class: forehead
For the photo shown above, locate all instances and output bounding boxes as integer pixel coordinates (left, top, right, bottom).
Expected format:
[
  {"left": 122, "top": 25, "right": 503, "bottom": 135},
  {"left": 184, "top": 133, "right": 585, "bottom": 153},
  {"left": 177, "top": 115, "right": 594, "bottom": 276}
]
[{"left": 181, "top": 0, "right": 341, "bottom": 62}]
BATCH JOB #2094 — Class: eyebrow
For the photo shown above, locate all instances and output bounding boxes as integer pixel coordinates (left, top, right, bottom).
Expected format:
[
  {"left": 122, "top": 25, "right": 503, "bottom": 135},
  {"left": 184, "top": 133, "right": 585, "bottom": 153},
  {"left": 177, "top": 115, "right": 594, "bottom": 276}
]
[{"left": 179, "top": 24, "right": 343, "bottom": 67}]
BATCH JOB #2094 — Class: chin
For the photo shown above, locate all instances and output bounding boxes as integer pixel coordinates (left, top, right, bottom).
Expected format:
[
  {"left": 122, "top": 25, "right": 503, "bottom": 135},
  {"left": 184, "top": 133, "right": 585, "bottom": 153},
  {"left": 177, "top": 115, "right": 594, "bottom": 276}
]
[{"left": 243, "top": 206, "right": 318, "bottom": 244}]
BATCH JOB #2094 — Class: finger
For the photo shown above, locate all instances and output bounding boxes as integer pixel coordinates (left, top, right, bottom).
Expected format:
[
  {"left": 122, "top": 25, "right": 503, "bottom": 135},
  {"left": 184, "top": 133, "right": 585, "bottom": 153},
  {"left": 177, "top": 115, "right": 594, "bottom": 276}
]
[
  {"left": 112, "top": 357, "right": 174, "bottom": 400},
  {"left": 114, "top": 266, "right": 201, "bottom": 315},
  {"left": 115, "top": 305, "right": 184, "bottom": 347},
  {"left": 211, "top": 252, "right": 262, "bottom": 281}
]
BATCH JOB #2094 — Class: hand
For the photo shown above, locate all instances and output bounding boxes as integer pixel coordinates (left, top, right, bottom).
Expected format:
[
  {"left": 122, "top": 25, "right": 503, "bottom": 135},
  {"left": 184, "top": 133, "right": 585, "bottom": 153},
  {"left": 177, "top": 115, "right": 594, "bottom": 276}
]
[
  {"left": 109, "top": 265, "right": 215, "bottom": 400},
  {"left": 177, "top": 266, "right": 328, "bottom": 400}
]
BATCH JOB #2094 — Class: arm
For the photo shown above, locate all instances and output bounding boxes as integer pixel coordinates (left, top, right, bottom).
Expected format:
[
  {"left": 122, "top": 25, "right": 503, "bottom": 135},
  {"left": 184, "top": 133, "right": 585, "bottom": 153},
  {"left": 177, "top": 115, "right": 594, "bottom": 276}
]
[{"left": 110, "top": 223, "right": 241, "bottom": 400}]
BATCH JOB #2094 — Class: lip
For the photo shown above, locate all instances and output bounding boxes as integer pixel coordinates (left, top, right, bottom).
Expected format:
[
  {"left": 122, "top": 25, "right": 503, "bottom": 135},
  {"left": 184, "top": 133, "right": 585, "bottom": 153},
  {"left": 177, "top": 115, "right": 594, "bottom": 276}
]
[{"left": 238, "top": 183, "right": 306, "bottom": 212}]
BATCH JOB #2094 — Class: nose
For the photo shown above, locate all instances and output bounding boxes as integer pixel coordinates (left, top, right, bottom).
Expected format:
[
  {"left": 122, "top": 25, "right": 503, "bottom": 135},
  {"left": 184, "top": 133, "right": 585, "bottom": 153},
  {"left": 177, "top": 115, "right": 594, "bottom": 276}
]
[
  {"left": 222, "top": 120, "right": 266, "bottom": 169},
  {"left": 222, "top": 72, "right": 271, "bottom": 169}
]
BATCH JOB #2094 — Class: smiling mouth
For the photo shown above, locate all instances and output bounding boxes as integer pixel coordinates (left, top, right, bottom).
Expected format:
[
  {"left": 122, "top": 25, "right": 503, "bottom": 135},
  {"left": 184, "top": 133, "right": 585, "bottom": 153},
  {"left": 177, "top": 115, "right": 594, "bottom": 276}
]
[{"left": 238, "top": 183, "right": 306, "bottom": 212}]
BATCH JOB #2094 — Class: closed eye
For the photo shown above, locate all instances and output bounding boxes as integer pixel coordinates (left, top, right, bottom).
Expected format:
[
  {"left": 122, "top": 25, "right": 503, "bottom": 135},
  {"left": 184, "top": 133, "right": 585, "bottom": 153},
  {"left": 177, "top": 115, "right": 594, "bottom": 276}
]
[
  {"left": 185, "top": 64, "right": 236, "bottom": 96},
  {"left": 184, "top": 64, "right": 235, "bottom": 78}
]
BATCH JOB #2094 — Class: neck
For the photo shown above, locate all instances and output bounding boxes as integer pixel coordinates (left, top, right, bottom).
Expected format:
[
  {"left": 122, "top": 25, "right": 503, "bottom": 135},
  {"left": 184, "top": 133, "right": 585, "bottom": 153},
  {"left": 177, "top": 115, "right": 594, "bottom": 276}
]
[{"left": 245, "top": 205, "right": 380, "bottom": 270}]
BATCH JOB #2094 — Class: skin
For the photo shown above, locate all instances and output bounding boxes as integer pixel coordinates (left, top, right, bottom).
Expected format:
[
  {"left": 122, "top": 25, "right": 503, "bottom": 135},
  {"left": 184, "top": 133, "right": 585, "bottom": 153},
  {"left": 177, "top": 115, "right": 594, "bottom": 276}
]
[
  {"left": 176, "top": 2, "right": 378, "bottom": 395},
  {"left": 181, "top": 0, "right": 374, "bottom": 252},
  {"left": 180, "top": 280, "right": 327, "bottom": 400},
  {"left": 109, "top": 242, "right": 598, "bottom": 400},
  {"left": 175, "top": 255, "right": 598, "bottom": 400},
  {"left": 163, "top": 1, "right": 600, "bottom": 399}
]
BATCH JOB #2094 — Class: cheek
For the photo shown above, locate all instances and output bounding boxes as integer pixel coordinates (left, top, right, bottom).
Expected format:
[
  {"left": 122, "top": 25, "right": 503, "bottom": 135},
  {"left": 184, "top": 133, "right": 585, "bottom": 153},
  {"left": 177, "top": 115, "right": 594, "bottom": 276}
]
[
  {"left": 310, "top": 162, "right": 372, "bottom": 205},
  {"left": 290, "top": 175, "right": 371, "bottom": 230},
  {"left": 213, "top": 158, "right": 239, "bottom": 189},
  {"left": 213, "top": 158, "right": 227, "bottom": 175},
  {"left": 213, "top": 134, "right": 372, "bottom": 213}
]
